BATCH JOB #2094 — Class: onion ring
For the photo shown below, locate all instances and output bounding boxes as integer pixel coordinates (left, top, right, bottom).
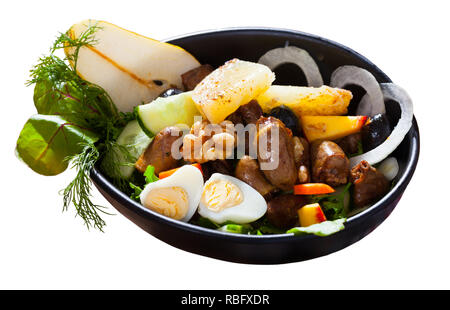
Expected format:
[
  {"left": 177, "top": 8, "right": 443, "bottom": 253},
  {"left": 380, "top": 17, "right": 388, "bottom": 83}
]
[
  {"left": 330, "top": 65, "right": 385, "bottom": 116},
  {"left": 258, "top": 46, "right": 323, "bottom": 87},
  {"left": 349, "top": 83, "right": 413, "bottom": 167},
  {"left": 356, "top": 93, "right": 373, "bottom": 115}
]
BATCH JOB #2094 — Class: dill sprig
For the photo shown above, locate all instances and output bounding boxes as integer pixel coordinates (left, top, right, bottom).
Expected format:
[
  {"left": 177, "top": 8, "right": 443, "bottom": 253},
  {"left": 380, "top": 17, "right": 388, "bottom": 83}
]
[
  {"left": 99, "top": 139, "right": 137, "bottom": 193},
  {"left": 27, "top": 22, "right": 101, "bottom": 86},
  {"left": 27, "top": 22, "right": 131, "bottom": 231},
  {"left": 62, "top": 143, "right": 112, "bottom": 231},
  {"left": 51, "top": 22, "right": 101, "bottom": 71}
]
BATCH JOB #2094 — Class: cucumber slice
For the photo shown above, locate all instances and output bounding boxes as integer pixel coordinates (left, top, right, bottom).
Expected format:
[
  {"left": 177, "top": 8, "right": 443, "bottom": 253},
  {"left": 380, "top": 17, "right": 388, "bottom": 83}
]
[
  {"left": 102, "top": 120, "right": 152, "bottom": 179},
  {"left": 135, "top": 91, "right": 200, "bottom": 137}
]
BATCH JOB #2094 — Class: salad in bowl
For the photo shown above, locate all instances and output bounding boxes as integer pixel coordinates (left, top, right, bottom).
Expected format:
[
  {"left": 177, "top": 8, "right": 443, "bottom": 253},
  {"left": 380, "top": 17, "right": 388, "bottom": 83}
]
[{"left": 16, "top": 20, "right": 417, "bottom": 257}]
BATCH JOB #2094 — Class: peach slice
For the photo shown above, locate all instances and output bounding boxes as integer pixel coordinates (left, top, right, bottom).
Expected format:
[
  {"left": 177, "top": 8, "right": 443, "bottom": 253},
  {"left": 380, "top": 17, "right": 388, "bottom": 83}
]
[
  {"left": 301, "top": 115, "right": 368, "bottom": 142},
  {"left": 297, "top": 203, "right": 327, "bottom": 227}
]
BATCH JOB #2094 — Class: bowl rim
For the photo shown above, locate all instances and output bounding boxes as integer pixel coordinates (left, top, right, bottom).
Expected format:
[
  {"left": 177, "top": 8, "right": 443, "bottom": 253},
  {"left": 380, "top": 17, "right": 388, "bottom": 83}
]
[{"left": 90, "top": 27, "right": 420, "bottom": 242}]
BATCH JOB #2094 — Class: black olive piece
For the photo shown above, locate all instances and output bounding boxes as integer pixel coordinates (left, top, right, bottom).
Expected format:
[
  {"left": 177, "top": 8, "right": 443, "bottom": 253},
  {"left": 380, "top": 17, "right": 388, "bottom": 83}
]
[
  {"left": 158, "top": 88, "right": 183, "bottom": 98},
  {"left": 361, "top": 113, "right": 392, "bottom": 152},
  {"left": 268, "top": 105, "right": 301, "bottom": 136}
]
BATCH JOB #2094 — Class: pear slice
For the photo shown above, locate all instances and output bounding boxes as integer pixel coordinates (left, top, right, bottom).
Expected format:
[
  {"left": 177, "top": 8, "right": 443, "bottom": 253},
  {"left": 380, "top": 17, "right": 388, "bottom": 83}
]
[{"left": 65, "top": 20, "right": 200, "bottom": 112}]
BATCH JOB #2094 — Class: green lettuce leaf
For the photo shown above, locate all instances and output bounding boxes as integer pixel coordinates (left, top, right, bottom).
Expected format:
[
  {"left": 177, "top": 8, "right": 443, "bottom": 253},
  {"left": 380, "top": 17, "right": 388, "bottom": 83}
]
[
  {"left": 128, "top": 165, "right": 159, "bottom": 201},
  {"left": 218, "top": 223, "right": 253, "bottom": 234},
  {"left": 129, "top": 182, "right": 143, "bottom": 202},
  {"left": 16, "top": 114, "right": 99, "bottom": 176},
  {"left": 287, "top": 218, "right": 346, "bottom": 237},
  {"left": 143, "top": 165, "right": 159, "bottom": 184},
  {"left": 191, "top": 216, "right": 286, "bottom": 235},
  {"left": 251, "top": 217, "right": 285, "bottom": 235},
  {"left": 309, "top": 183, "right": 352, "bottom": 220}
]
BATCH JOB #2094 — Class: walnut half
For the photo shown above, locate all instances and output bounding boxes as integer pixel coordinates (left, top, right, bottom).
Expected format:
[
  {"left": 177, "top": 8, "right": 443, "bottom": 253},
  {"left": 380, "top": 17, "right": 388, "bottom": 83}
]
[{"left": 182, "top": 120, "right": 237, "bottom": 163}]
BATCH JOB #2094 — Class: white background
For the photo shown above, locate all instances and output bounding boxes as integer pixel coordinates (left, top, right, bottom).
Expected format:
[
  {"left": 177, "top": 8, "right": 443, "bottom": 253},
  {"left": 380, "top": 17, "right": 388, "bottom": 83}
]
[{"left": 1, "top": 0, "right": 448, "bottom": 290}]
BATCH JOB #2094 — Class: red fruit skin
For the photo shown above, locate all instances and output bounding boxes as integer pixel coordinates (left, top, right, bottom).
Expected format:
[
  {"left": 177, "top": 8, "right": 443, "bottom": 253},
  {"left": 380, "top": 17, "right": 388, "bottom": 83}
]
[
  {"left": 316, "top": 207, "right": 327, "bottom": 223},
  {"left": 358, "top": 116, "right": 369, "bottom": 128}
]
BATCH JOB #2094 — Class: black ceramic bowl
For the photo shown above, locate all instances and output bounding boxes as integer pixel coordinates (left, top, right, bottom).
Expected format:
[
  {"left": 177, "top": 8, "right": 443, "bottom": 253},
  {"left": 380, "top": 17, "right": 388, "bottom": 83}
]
[{"left": 90, "top": 28, "right": 420, "bottom": 264}]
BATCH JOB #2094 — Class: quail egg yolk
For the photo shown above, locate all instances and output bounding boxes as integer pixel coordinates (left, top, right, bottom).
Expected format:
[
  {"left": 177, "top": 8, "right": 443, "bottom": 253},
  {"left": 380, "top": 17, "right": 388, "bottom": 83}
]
[
  {"left": 143, "top": 186, "right": 189, "bottom": 220},
  {"left": 201, "top": 179, "right": 243, "bottom": 212}
]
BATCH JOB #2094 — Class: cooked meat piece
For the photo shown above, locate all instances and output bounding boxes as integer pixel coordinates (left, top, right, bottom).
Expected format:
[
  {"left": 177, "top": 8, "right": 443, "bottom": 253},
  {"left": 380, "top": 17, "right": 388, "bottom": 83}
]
[
  {"left": 135, "top": 126, "right": 183, "bottom": 174},
  {"left": 311, "top": 140, "right": 349, "bottom": 186},
  {"left": 335, "top": 132, "right": 362, "bottom": 156},
  {"left": 226, "top": 100, "right": 263, "bottom": 125},
  {"left": 201, "top": 159, "right": 234, "bottom": 181},
  {"left": 237, "top": 100, "right": 263, "bottom": 124},
  {"left": 350, "top": 160, "right": 390, "bottom": 208},
  {"left": 255, "top": 116, "right": 297, "bottom": 191},
  {"left": 294, "top": 137, "right": 310, "bottom": 166},
  {"left": 181, "top": 64, "right": 214, "bottom": 91},
  {"left": 293, "top": 136, "right": 310, "bottom": 183},
  {"left": 297, "top": 165, "right": 310, "bottom": 184},
  {"left": 293, "top": 137, "right": 303, "bottom": 167},
  {"left": 266, "top": 194, "right": 307, "bottom": 229},
  {"left": 228, "top": 99, "right": 263, "bottom": 126},
  {"left": 226, "top": 110, "right": 244, "bottom": 125},
  {"left": 242, "top": 124, "right": 258, "bottom": 157},
  {"left": 226, "top": 101, "right": 263, "bottom": 156},
  {"left": 235, "top": 155, "right": 277, "bottom": 200}
]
